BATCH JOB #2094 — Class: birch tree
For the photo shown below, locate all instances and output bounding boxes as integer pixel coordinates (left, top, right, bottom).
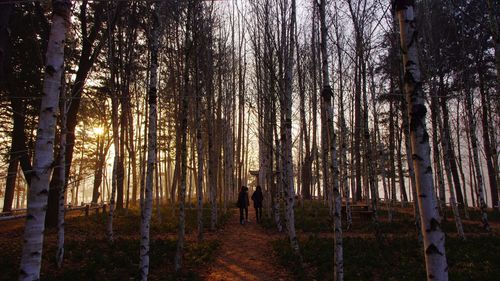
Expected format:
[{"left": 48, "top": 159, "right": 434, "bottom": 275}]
[
  {"left": 280, "top": 0, "right": 300, "bottom": 255},
  {"left": 19, "top": 0, "right": 72, "bottom": 279},
  {"left": 107, "top": 4, "right": 120, "bottom": 242},
  {"left": 139, "top": 1, "right": 160, "bottom": 279},
  {"left": 464, "top": 77, "right": 490, "bottom": 231},
  {"left": 175, "top": 0, "right": 196, "bottom": 271},
  {"left": 393, "top": 0, "right": 448, "bottom": 280},
  {"left": 319, "top": 0, "right": 343, "bottom": 278}
]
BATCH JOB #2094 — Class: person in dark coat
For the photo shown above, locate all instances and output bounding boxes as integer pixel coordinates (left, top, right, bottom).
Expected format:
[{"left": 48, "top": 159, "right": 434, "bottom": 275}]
[
  {"left": 237, "top": 186, "right": 249, "bottom": 224},
  {"left": 251, "top": 185, "right": 264, "bottom": 223}
]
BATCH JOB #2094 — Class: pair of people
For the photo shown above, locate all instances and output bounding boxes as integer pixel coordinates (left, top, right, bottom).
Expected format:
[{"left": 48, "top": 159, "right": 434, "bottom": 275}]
[{"left": 237, "top": 185, "right": 263, "bottom": 224}]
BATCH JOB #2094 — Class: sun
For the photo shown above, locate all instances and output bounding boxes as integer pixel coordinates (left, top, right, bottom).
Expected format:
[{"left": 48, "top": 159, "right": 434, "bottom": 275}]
[{"left": 93, "top": 127, "right": 104, "bottom": 136}]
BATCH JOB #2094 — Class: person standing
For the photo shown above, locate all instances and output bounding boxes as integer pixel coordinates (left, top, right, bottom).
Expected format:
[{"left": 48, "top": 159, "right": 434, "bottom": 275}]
[
  {"left": 237, "top": 186, "right": 249, "bottom": 224},
  {"left": 251, "top": 185, "right": 264, "bottom": 223}
]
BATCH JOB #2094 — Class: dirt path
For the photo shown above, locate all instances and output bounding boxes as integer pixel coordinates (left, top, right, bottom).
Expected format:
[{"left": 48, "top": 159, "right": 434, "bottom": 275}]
[{"left": 202, "top": 208, "right": 293, "bottom": 281}]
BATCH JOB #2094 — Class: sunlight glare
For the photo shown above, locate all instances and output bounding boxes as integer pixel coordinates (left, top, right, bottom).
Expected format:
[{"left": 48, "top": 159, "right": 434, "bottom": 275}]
[{"left": 93, "top": 127, "right": 104, "bottom": 136}]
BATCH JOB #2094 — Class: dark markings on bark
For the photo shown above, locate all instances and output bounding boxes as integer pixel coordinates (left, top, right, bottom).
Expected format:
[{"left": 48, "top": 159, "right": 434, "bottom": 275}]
[
  {"left": 321, "top": 85, "right": 333, "bottom": 102},
  {"left": 45, "top": 65, "right": 56, "bottom": 76},
  {"left": 428, "top": 218, "right": 440, "bottom": 232},
  {"left": 425, "top": 244, "right": 444, "bottom": 256},
  {"left": 425, "top": 166, "right": 432, "bottom": 174},
  {"left": 37, "top": 189, "right": 49, "bottom": 196},
  {"left": 412, "top": 154, "right": 423, "bottom": 161}
]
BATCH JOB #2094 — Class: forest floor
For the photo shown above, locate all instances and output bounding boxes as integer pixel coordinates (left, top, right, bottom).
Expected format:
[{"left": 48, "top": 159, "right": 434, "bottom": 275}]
[
  {"left": 201, "top": 208, "right": 292, "bottom": 281},
  {"left": 0, "top": 207, "right": 228, "bottom": 281},
  {"left": 1, "top": 203, "right": 499, "bottom": 281},
  {"left": 268, "top": 201, "right": 500, "bottom": 281}
]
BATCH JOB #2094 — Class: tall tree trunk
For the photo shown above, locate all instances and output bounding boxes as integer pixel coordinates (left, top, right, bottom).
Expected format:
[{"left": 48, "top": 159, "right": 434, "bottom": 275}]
[
  {"left": 280, "top": 0, "right": 299, "bottom": 255},
  {"left": 2, "top": 2, "right": 33, "bottom": 213},
  {"left": 92, "top": 128, "right": 108, "bottom": 204},
  {"left": 478, "top": 69, "right": 498, "bottom": 209},
  {"left": 388, "top": 90, "right": 396, "bottom": 221},
  {"left": 195, "top": 68, "right": 204, "bottom": 241},
  {"left": 298, "top": 42, "right": 311, "bottom": 200},
  {"left": 397, "top": 127, "right": 408, "bottom": 204},
  {"left": 311, "top": 7, "right": 320, "bottom": 200},
  {"left": 107, "top": 10, "right": 120, "bottom": 241},
  {"left": 367, "top": 65, "right": 382, "bottom": 240},
  {"left": 207, "top": 80, "right": 217, "bottom": 231},
  {"left": 333, "top": 6, "right": 351, "bottom": 228},
  {"left": 139, "top": 4, "right": 159, "bottom": 279},
  {"left": 320, "top": 0, "right": 343, "bottom": 278},
  {"left": 175, "top": 1, "right": 193, "bottom": 270},
  {"left": 56, "top": 84, "right": 68, "bottom": 268},
  {"left": 19, "top": 1, "right": 71, "bottom": 279},
  {"left": 393, "top": 2, "right": 448, "bottom": 280},
  {"left": 3, "top": 99, "right": 31, "bottom": 212},
  {"left": 440, "top": 95, "right": 464, "bottom": 206},
  {"left": 45, "top": 0, "right": 118, "bottom": 227},
  {"left": 107, "top": 94, "right": 119, "bottom": 242},
  {"left": 429, "top": 80, "right": 446, "bottom": 217},
  {"left": 439, "top": 86, "right": 465, "bottom": 239},
  {"left": 464, "top": 82, "right": 490, "bottom": 230},
  {"left": 271, "top": 101, "right": 283, "bottom": 232},
  {"left": 455, "top": 101, "right": 469, "bottom": 219},
  {"left": 127, "top": 104, "right": 138, "bottom": 206},
  {"left": 353, "top": 44, "right": 362, "bottom": 202}
]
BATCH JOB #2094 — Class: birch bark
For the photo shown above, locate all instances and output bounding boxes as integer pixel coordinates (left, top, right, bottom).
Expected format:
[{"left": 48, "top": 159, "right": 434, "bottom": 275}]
[
  {"left": 139, "top": 2, "right": 160, "bottom": 279},
  {"left": 19, "top": 0, "right": 72, "bottom": 279},
  {"left": 280, "top": 0, "right": 299, "bottom": 255},
  {"left": 320, "top": 0, "right": 343, "bottom": 279},
  {"left": 393, "top": 1, "right": 448, "bottom": 280},
  {"left": 175, "top": 1, "right": 193, "bottom": 270},
  {"left": 464, "top": 85, "right": 490, "bottom": 231}
]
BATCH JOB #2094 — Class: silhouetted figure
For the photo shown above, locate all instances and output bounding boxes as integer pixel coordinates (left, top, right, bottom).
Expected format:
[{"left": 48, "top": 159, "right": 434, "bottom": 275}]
[
  {"left": 251, "top": 185, "right": 264, "bottom": 223},
  {"left": 237, "top": 186, "right": 249, "bottom": 224}
]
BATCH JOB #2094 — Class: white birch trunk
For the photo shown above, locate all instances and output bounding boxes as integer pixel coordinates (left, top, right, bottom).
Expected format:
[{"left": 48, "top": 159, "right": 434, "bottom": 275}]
[
  {"left": 281, "top": 0, "right": 299, "bottom": 255},
  {"left": 324, "top": 90, "right": 344, "bottom": 280},
  {"left": 19, "top": 0, "right": 71, "bottom": 279},
  {"left": 465, "top": 88, "right": 490, "bottom": 231},
  {"left": 320, "top": 0, "right": 343, "bottom": 279},
  {"left": 394, "top": 2, "right": 448, "bottom": 280},
  {"left": 175, "top": 1, "right": 192, "bottom": 270},
  {"left": 139, "top": 3, "right": 159, "bottom": 279},
  {"left": 441, "top": 108, "right": 465, "bottom": 239}
]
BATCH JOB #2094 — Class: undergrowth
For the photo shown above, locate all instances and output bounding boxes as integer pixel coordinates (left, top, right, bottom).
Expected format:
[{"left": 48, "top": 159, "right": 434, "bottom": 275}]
[{"left": 0, "top": 206, "right": 228, "bottom": 280}]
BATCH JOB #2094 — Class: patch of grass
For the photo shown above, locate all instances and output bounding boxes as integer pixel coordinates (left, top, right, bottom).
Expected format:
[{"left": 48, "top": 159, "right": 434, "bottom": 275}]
[
  {"left": 268, "top": 201, "right": 500, "bottom": 280},
  {"left": 272, "top": 239, "right": 307, "bottom": 280},
  {"left": 0, "top": 206, "right": 226, "bottom": 281},
  {"left": 36, "top": 238, "right": 218, "bottom": 281},
  {"left": 261, "top": 201, "right": 333, "bottom": 233},
  {"left": 295, "top": 203, "right": 333, "bottom": 233},
  {"left": 273, "top": 235, "right": 500, "bottom": 281},
  {"left": 465, "top": 208, "right": 500, "bottom": 222}
]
